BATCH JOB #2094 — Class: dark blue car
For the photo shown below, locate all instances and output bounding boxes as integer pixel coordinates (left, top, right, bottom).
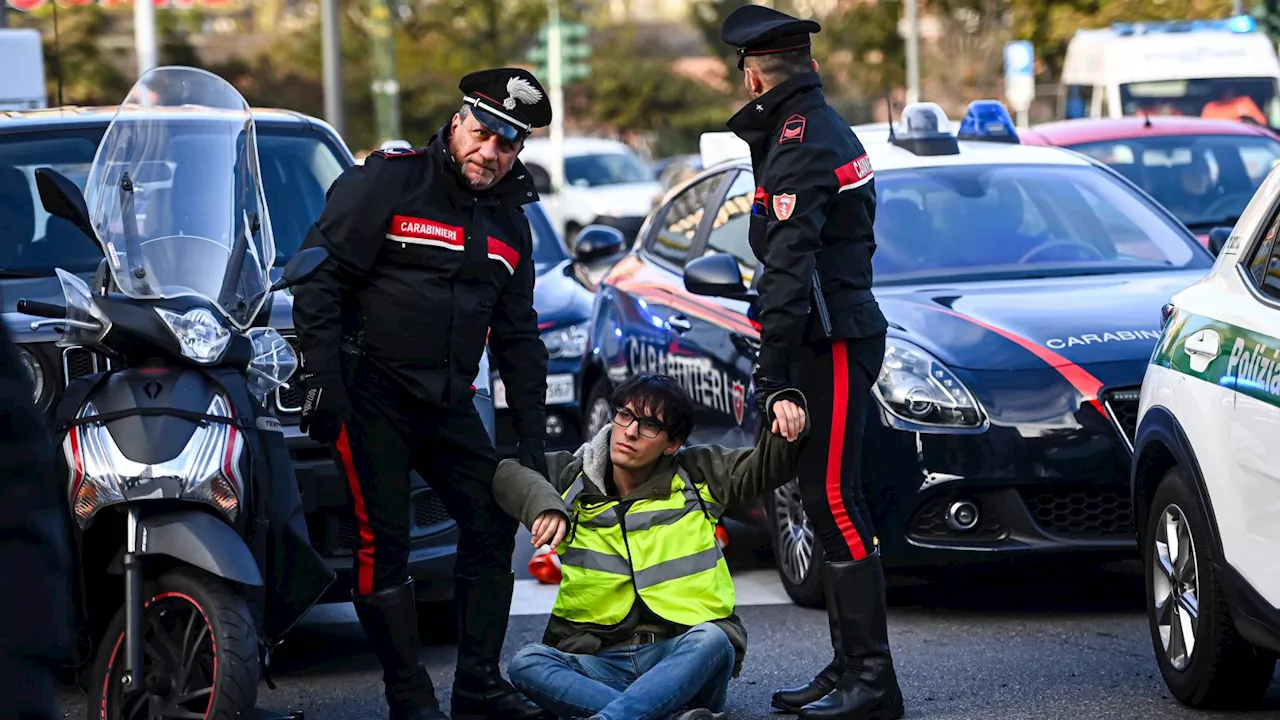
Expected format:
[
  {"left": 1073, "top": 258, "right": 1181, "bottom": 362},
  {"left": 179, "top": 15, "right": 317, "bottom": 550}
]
[{"left": 578, "top": 108, "right": 1216, "bottom": 605}]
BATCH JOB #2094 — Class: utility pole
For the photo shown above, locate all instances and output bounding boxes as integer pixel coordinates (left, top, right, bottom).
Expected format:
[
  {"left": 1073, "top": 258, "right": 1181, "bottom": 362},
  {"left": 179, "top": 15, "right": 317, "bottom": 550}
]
[
  {"left": 135, "top": 0, "right": 157, "bottom": 78},
  {"left": 369, "top": 0, "right": 401, "bottom": 144},
  {"left": 321, "top": 0, "right": 345, "bottom": 138},
  {"left": 903, "top": 0, "right": 920, "bottom": 104},
  {"left": 547, "top": 0, "right": 565, "bottom": 197}
]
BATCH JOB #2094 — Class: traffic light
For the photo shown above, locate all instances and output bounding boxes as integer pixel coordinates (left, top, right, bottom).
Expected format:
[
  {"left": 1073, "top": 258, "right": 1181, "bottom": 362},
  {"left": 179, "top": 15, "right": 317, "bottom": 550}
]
[{"left": 527, "top": 21, "right": 591, "bottom": 85}]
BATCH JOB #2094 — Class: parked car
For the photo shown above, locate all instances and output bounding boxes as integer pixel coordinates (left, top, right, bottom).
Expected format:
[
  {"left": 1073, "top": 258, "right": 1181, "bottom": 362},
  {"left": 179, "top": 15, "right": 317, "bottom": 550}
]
[
  {"left": 489, "top": 203, "right": 626, "bottom": 455},
  {"left": 0, "top": 105, "right": 481, "bottom": 625},
  {"left": 1021, "top": 116, "right": 1280, "bottom": 243},
  {"left": 1131, "top": 160, "right": 1280, "bottom": 710},
  {"left": 519, "top": 136, "right": 663, "bottom": 247},
  {"left": 581, "top": 101, "right": 1216, "bottom": 605}
]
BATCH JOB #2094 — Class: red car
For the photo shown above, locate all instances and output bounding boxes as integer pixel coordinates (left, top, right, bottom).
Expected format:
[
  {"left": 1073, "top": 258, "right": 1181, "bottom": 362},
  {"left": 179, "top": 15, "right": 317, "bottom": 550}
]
[{"left": 1021, "top": 117, "right": 1280, "bottom": 244}]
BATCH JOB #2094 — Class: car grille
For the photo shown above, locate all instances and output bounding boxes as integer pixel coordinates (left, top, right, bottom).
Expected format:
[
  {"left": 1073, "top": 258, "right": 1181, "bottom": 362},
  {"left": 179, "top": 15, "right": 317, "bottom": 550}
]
[
  {"left": 62, "top": 346, "right": 111, "bottom": 383},
  {"left": 1021, "top": 488, "right": 1133, "bottom": 538},
  {"left": 1102, "top": 387, "right": 1141, "bottom": 451},
  {"left": 275, "top": 333, "right": 303, "bottom": 415},
  {"left": 907, "top": 495, "right": 1006, "bottom": 542},
  {"left": 335, "top": 490, "right": 452, "bottom": 552}
]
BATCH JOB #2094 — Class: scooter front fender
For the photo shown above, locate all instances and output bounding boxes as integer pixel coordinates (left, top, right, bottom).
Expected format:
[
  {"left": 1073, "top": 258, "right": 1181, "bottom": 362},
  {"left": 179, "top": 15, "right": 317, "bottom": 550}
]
[{"left": 132, "top": 510, "right": 263, "bottom": 586}]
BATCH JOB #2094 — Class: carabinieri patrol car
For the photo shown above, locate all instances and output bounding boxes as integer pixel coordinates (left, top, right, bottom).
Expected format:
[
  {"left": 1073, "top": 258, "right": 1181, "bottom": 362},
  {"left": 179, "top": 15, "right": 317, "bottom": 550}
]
[
  {"left": 1132, "top": 158, "right": 1280, "bottom": 709},
  {"left": 578, "top": 100, "right": 1217, "bottom": 605}
]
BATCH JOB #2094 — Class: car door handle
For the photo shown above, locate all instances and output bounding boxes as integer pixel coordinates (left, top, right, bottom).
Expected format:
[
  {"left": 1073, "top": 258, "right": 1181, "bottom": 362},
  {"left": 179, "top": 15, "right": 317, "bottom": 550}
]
[{"left": 668, "top": 314, "right": 692, "bottom": 333}]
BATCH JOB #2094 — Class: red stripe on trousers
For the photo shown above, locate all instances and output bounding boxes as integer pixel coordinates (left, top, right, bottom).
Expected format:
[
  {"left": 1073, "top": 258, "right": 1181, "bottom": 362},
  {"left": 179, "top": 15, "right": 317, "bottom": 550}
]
[
  {"left": 336, "top": 426, "right": 377, "bottom": 596},
  {"left": 827, "top": 341, "right": 868, "bottom": 560}
]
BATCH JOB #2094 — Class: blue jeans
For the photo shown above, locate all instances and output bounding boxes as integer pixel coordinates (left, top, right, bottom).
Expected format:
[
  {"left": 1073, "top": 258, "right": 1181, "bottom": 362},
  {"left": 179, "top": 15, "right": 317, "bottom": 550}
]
[{"left": 507, "top": 622, "right": 735, "bottom": 720}]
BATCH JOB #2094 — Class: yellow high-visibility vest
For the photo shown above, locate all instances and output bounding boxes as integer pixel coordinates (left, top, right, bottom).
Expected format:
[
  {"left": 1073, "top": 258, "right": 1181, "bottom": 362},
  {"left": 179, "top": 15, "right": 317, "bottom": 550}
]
[{"left": 551, "top": 470, "right": 736, "bottom": 627}]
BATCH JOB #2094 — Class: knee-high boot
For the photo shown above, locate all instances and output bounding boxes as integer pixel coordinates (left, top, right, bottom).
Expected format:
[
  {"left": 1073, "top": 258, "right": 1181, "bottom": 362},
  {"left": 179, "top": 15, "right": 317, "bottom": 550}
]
[
  {"left": 798, "top": 552, "right": 904, "bottom": 720},
  {"left": 449, "top": 573, "right": 551, "bottom": 720},
  {"left": 771, "top": 565, "right": 842, "bottom": 712},
  {"left": 351, "top": 578, "right": 447, "bottom": 720}
]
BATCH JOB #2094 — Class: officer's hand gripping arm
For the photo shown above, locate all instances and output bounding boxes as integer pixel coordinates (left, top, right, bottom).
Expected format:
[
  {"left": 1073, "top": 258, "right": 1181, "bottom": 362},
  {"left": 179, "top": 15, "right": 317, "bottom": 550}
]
[
  {"left": 489, "top": 221, "right": 550, "bottom": 477},
  {"left": 755, "top": 145, "right": 838, "bottom": 383}
]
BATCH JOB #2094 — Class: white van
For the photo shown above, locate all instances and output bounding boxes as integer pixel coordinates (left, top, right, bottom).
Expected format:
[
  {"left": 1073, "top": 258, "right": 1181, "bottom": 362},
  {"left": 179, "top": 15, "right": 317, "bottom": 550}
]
[
  {"left": 1059, "top": 15, "right": 1280, "bottom": 126},
  {"left": 0, "top": 29, "right": 46, "bottom": 111}
]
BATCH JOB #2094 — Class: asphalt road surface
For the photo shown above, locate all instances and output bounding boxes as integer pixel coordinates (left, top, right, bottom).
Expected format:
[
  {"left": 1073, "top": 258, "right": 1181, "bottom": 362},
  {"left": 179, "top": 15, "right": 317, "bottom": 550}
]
[{"left": 59, "top": 527, "right": 1280, "bottom": 720}]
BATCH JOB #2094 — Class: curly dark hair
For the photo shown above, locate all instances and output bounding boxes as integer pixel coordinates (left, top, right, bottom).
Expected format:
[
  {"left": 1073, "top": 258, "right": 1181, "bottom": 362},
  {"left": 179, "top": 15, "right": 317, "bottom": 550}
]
[{"left": 610, "top": 374, "right": 697, "bottom": 443}]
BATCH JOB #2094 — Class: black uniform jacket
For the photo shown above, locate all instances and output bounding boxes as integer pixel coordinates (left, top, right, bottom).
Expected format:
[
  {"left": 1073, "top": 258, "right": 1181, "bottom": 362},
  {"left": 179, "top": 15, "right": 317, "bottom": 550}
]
[
  {"left": 727, "top": 72, "right": 889, "bottom": 381},
  {"left": 0, "top": 320, "right": 73, "bottom": 720},
  {"left": 293, "top": 125, "right": 549, "bottom": 442}
]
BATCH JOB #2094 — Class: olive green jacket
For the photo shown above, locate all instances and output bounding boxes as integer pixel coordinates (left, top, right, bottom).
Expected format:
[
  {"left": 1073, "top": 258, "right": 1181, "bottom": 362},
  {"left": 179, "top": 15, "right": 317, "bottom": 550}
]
[{"left": 491, "top": 389, "right": 809, "bottom": 677}]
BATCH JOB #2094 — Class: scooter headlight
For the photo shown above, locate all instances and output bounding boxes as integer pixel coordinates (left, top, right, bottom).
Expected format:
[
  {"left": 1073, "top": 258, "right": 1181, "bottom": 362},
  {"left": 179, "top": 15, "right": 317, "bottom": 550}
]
[{"left": 155, "top": 307, "right": 231, "bottom": 364}]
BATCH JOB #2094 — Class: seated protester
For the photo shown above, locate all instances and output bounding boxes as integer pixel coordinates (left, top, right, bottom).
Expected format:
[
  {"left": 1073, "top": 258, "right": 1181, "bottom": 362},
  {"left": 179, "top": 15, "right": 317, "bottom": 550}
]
[{"left": 495, "top": 373, "right": 809, "bottom": 720}]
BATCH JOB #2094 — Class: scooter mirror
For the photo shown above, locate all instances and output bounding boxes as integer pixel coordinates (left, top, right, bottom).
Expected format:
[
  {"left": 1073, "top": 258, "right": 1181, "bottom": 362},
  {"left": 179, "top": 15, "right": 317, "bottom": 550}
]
[
  {"left": 35, "top": 167, "right": 98, "bottom": 245},
  {"left": 271, "top": 246, "right": 331, "bottom": 293}
]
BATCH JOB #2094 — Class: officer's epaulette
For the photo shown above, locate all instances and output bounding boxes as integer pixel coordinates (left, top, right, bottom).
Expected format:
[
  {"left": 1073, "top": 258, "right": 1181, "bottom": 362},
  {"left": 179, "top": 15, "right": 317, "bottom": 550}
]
[{"left": 371, "top": 147, "right": 425, "bottom": 159}]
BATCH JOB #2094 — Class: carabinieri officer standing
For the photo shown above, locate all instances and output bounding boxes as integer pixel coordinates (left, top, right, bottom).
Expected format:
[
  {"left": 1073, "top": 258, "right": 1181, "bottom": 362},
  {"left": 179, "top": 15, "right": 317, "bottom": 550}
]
[
  {"left": 292, "top": 68, "right": 554, "bottom": 720},
  {"left": 721, "top": 5, "right": 904, "bottom": 720}
]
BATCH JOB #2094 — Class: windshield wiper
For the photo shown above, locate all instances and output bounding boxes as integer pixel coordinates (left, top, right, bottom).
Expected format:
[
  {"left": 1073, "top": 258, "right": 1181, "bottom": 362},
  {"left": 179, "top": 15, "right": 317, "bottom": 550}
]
[
  {"left": 1185, "top": 215, "right": 1240, "bottom": 231},
  {"left": 0, "top": 269, "right": 49, "bottom": 278}
]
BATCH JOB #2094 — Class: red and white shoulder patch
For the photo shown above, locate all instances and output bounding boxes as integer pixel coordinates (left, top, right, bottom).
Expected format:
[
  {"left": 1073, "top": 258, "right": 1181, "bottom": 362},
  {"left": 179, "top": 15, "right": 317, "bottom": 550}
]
[
  {"left": 772, "top": 193, "right": 797, "bottom": 221},
  {"left": 779, "top": 114, "right": 806, "bottom": 145},
  {"left": 487, "top": 236, "right": 520, "bottom": 275},
  {"left": 834, "top": 154, "right": 874, "bottom": 193}
]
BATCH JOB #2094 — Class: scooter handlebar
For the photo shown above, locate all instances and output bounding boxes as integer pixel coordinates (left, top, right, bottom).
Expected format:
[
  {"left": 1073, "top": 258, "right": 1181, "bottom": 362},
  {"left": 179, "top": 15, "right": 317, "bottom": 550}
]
[{"left": 16, "top": 299, "right": 67, "bottom": 319}]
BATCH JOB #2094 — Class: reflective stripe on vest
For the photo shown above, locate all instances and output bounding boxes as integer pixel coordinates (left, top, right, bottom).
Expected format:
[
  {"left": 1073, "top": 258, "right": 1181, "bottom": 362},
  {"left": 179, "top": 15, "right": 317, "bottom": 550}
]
[{"left": 552, "top": 469, "right": 735, "bottom": 627}]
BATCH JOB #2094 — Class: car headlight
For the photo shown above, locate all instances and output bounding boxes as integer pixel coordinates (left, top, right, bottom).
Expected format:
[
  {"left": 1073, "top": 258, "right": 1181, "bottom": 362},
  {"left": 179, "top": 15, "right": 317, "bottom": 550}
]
[
  {"left": 155, "top": 307, "right": 231, "bottom": 364},
  {"left": 872, "top": 338, "right": 987, "bottom": 432},
  {"left": 542, "top": 324, "right": 589, "bottom": 360},
  {"left": 16, "top": 347, "right": 45, "bottom": 405}
]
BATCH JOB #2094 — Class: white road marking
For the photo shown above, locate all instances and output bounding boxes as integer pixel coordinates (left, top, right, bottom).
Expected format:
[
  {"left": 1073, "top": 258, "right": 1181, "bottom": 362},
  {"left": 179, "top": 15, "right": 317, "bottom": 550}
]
[{"left": 301, "top": 569, "right": 793, "bottom": 624}]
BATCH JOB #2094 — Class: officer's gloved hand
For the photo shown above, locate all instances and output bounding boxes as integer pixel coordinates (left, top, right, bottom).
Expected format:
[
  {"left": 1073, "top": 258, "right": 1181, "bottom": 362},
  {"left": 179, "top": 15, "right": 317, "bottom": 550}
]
[
  {"left": 299, "top": 374, "right": 350, "bottom": 445},
  {"left": 752, "top": 370, "right": 791, "bottom": 415},
  {"left": 518, "top": 438, "right": 550, "bottom": 480}
]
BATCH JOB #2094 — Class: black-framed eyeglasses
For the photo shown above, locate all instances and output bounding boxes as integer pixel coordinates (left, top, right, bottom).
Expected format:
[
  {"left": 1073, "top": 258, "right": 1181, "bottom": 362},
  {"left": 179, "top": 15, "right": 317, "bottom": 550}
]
[{"left": 612, "top": 407, "right": 665, "bottom": 439}]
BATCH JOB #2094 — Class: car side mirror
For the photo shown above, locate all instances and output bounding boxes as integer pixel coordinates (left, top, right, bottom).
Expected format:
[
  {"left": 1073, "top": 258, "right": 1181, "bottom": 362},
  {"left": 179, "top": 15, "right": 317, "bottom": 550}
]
[
  {"left": 35, "top": 167, "right": 97, "bottom": 244},
  {"left": 573, "top": 225, "right": 626, "bottom": 263},
  {"left": 271, "top": 246, "right": 331, "bottom": 292},
  {"left": 1208, "top": 226, "right": 1231, "bottom": 256},
  {"left": 685, "top": 253, "right": 756, "bottom": 301}
]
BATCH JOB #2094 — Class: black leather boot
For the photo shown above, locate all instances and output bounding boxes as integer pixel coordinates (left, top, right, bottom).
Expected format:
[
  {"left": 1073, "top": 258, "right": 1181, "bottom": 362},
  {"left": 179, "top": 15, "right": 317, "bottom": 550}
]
[
  {"left": 798, "top": 552, "right": 904, "bottom": 720},
  {"left": 772, "top": 566, "right": 843, "bottom": 713},
  {"left": 351, "top": 578, "right": 447, "bottom": 720},
  {"left": 449, "top": 573, "right": 550, "bottom": 720}
]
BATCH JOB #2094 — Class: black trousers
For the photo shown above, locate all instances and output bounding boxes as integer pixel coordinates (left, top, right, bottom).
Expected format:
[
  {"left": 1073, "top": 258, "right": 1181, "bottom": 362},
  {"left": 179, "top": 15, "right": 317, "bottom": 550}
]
[
  {"left": 793, "top": 334, "right": 886, "bottom": 563},
  {"left": 333, "top": 363, "right": 517, "bottom": 597}
]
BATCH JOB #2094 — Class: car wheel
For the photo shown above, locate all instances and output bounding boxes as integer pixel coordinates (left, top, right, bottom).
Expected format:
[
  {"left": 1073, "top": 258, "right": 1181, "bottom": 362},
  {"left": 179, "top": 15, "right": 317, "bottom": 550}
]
[
  {"left": 1145, "top": 466, "right": 1276, "bottom": 709},
  {"left": 584, "top": 381, "right": 614, "bottom": 439},
  {"left": 768, "top": 478, "right": 824, "bottom": 607}
]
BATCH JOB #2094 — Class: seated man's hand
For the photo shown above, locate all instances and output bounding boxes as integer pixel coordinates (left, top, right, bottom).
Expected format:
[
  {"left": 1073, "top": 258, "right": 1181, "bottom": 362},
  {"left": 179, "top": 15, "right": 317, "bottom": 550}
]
[
  {"left": 771, "top": 399, "right": 806, "bottom": 442},
  {"left": 531, "top": 510, "right": 568, "bottom": 549}
]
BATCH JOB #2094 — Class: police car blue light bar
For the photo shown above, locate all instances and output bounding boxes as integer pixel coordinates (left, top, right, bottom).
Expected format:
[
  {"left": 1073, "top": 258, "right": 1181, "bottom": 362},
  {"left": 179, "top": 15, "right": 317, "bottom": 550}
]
[
  {"left": 890, "top": 102, "right": 960, "bottom": 156},
  {"left": 1110, "top": 14, "right": 1256, "bottom": 36},
  {"left": 956, "top": 100, "right": 1020, "bottom": 144}
]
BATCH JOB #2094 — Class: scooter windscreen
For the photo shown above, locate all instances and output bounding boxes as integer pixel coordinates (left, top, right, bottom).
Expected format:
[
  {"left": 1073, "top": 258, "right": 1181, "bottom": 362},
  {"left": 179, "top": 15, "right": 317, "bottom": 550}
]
[{"left": 83, "top": 66, "right": 276, "bottom": 331}]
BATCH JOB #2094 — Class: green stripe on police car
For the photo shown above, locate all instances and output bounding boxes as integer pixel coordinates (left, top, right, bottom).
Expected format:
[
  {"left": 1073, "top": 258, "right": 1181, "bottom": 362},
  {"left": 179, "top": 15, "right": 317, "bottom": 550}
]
[{"left": 1153, "top": 309, "right": 1280, "bottom": 405}]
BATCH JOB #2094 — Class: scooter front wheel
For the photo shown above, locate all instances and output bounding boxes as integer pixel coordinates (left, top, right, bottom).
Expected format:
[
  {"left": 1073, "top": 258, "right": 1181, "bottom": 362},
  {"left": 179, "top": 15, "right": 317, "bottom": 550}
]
[{"left": 89, "top": 567, "right": 260, "bottom": 720}]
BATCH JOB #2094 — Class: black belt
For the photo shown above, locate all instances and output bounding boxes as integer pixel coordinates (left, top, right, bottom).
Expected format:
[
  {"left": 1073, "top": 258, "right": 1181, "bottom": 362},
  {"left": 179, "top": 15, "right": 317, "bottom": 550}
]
[{"left": 603, "top": 630, "right": 663, "bottom": 651}]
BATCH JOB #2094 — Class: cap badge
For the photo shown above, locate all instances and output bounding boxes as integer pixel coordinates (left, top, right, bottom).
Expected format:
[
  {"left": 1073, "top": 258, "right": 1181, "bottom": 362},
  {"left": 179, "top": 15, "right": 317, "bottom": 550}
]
[{"left": 504, "top": 76, "right": 544, "bottom": 110}]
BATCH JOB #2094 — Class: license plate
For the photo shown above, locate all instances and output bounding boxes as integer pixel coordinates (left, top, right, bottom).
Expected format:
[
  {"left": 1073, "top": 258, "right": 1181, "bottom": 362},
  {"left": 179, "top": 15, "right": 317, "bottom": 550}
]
[{"left": 494, "top": 374, "right": 575, "bottom": 409}]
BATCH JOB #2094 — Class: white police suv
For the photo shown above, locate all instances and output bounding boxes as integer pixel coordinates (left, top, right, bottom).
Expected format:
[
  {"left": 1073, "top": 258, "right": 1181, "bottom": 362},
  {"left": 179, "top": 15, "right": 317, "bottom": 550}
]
[{"left": 1132, "top": 163, "right": 1280, "bottom": 708}]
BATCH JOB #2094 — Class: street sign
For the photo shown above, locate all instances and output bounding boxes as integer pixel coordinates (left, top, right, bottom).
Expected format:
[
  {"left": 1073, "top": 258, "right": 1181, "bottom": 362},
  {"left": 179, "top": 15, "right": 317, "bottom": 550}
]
[{"left": 1003, "top": 40, "right": 1035, "bottom": 120}]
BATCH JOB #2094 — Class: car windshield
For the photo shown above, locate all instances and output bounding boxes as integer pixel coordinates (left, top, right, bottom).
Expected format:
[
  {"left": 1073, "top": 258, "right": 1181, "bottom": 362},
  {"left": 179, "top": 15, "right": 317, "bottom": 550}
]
[
  {"left": 565, "top": 152, "right": 654, "bottom": 187},
  {"left": 0, "top": 126, "right": 345, "bottom": 278},
  {"left": 1120, "top": 77, "right": 1280, "bottom": 126},
  {"left": 1067, "top": 134, "right": 1280, "bottom": 230},
  {"left": 526, "top": 201, "right": 569, "bottom": 271},
  {"left": 871, "top": 163, "right": 1212, "bottom": 284}
]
